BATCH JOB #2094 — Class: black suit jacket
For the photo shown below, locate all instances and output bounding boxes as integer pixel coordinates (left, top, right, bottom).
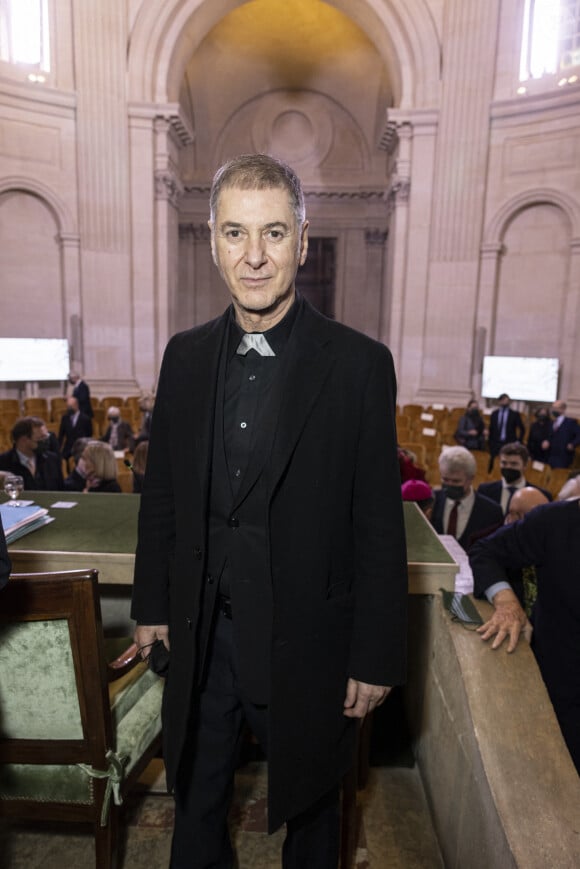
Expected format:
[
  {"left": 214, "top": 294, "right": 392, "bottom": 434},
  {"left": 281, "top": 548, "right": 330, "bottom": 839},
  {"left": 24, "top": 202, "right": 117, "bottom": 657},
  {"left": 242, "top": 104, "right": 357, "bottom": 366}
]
[
  {"left": 0, "top": 448, "right": 63, "bottom": 491},
  {"left": 431, "top": 489, "right": 503, "bottom": 552},
  {"left": 0, "top": 516, "right": 10, "bottom": 589},
  {"left": 58, "top": 412, "right": 93, "bottom": 458},
  {"left": 488, "top": 407, "right": 525, "bottom": 456},
  {"left": 547, "top": 417, "right": 580, "bottom": 468},
  {"left": 72, "top": 380, "right": 93, "bottom": 417},
  {"left": 131, "top": 298, "right": 408, "bottom": 829},
  {"left": 470, "top": 500, "right": 580, "bottom": 771},
  {"left": 477, "top": 480, "right": 552, "bottom": 508}
]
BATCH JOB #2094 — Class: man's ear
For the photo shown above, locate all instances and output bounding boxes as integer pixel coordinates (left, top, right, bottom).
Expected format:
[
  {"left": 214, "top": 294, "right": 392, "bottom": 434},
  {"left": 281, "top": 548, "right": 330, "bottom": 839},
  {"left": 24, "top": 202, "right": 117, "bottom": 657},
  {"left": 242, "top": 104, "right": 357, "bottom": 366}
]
[
  {"left": 208, "top": 221, "right": 217, "bottom": 266},
  {"left": 299, "top": 220, "right": 309, "bottom": 266}
]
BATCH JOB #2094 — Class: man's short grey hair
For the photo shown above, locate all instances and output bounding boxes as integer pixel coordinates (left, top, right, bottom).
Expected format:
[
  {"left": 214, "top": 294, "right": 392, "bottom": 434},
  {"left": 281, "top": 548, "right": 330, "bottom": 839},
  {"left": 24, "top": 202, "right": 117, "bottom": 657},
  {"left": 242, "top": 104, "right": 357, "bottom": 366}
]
[
  {"left": 439, "top": 446, "right": 476, "bottom": 477},
  {"left": 209, "top": 153, "right": 306, "bottom": 227}
]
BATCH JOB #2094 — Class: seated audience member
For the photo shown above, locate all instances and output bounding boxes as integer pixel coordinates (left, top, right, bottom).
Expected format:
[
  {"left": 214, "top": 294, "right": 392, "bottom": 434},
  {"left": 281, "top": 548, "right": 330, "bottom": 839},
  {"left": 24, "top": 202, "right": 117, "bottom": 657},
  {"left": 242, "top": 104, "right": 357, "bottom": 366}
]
[
  {"left": 1, "top": 515, "right": 11, "bottom": 590},
  {"left": 556, "top": 471, "right": 580, "bottom": 501},
  {"left": 527, "top": 407, "right": 552, "bottom": 463},
  {"left": 469, "top": 500, "right": 580, "bottom": 774},
  {"left": 58, "top": 396, "right": 93, "bottom": 460},
  {"left": 454, "top": 400, "right": 485, "bottom": 451},
  {"left": 401, "top": 479, "right": 434, "bottom": 520},
  {"left": 63, "top": 436, "right": 93, "bottom": 491},
  {"left": 78, "top": 441, "right": 121, "bottom": 493},
  {"left": 543, "top": 400, "right": 580, "bottom": 468},
  {"left": 431, "top": 446, "right": 503, "bottom": 553},
  {"left": 0, "top": 417, "right": 63, "bottom": 491},
  {"left": 68, "top": 371, "right": 93, "bottom": 418},
  {"left": 398, "top": 446, "right": 426, "bottom": 482},
  {"left": 101, "top": 406, "right": 134, "bottom": 452},
  {"left": 130, "top": 440, "right": 149, "bottom": 494},
  {"left": 487, "top": 393, "right": 525, "bottom": 471},
  {"left": 478, "top": 442, "right": 551, "bottom": 514},
  {"left": 134, "top": 393, "right": 154, "bottom": 446}
]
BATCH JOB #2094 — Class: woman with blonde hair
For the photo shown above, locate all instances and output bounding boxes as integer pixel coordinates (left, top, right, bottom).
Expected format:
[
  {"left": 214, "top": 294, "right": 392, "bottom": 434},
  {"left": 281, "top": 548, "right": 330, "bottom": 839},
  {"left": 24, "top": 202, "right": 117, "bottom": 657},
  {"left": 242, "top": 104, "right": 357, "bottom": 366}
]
[{"left": 79, "top": 440, "right": 121, "bottom": 493}]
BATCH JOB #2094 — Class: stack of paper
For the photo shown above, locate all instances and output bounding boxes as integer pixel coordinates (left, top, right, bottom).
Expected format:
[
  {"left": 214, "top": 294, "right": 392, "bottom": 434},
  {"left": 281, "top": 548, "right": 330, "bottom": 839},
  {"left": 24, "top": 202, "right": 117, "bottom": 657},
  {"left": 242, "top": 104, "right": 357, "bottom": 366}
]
[{"left": 0, "top": 503, "right": 52, "bottom": 545}]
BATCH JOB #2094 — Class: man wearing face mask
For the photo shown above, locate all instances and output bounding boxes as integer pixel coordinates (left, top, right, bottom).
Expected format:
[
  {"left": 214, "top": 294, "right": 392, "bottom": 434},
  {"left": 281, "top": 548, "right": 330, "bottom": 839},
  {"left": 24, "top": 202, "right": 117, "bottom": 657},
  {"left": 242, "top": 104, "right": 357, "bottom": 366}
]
[
  {"left": 101, "top": 406, "right": 134, "bottom": 452},
  {"left": 478, "top": 443, "right": 551, "bottom": 514},
  {"left": 527, "top": 407, "right": 552, "bottom": 462},
  {"left": 431, "top": 446, "right": 503, "bottom": 553},
  {"left": 67, "top": 371, "right": 93, "bottom": 419},
  {"left": 542, "top": 400, "right": 580, "bottom": 469},
  {"left": 58, "top": 396, "right": 93, "bottom": 460},
  {"left": 488, "top": 393, "right": 525, "bottom": 472},
  {"left": 0, "top": 417, "right": 63, "bottom": 491}
]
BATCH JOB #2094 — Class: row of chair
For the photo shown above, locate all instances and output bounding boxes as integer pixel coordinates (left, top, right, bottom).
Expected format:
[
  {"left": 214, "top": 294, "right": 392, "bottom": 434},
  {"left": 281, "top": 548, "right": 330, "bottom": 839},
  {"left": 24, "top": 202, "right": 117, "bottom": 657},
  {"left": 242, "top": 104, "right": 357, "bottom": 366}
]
[{"left": 0, "top": 395, "right": 145, "bottom": 426}]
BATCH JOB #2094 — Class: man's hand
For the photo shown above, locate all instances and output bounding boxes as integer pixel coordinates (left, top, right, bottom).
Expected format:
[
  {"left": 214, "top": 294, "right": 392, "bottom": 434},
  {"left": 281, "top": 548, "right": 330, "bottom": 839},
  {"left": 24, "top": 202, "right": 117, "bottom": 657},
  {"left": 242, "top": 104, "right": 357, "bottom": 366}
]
[
  {"left": 134, "top": 624, "right": 170, "bottom": 660},
  {"left": 476, "top": 589, "right": 532, "bottom": 653},
  {"left": 343, "top": 678, "right": 391, "bottom": 718}
]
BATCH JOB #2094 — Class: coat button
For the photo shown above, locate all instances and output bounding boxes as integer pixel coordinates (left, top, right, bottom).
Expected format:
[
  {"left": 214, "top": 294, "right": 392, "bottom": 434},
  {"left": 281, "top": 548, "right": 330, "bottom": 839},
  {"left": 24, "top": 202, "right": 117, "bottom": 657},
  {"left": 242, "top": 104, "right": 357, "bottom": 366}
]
[
  {"left": 193, "top": 547, "right": 202, "bottom": 560},
  {"left": 227, "top": 515, "right": 239, "bottom": 528},
  {"left": 207, "top": 573, "right": 214, "bottom": 584}
]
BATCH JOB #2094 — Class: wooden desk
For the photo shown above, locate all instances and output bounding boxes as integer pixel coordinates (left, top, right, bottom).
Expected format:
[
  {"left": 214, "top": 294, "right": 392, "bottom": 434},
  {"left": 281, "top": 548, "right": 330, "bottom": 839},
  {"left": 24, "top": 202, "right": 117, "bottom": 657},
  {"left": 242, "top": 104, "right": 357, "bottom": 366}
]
[{"left": 6, "top": 493, "right": 456, "bottom": 593}]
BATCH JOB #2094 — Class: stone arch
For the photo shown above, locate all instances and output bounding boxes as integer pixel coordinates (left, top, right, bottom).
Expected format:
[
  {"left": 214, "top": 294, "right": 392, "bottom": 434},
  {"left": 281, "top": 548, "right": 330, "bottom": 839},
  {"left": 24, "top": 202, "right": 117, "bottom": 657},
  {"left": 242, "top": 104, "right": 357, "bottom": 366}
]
[
  {"left": 485, "top": 188, "right": 580, "bottom": 247},
  {"left": 0, "top": 176, "right": 76, "bottom": 238},
  {"left": 127, "top": 0, "right": 441, "bottom": 109}
]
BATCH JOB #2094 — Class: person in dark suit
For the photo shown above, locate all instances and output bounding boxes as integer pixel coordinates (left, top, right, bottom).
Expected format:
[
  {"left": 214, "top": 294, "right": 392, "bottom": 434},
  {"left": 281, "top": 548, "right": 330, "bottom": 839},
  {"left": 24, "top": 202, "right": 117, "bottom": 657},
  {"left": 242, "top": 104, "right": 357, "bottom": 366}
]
[
  {"left": 101, "top": 406, "right": 134, "bottom": 452},
  {"left": 0, "top": 417, "right": 63, "bottom": 491},
  {"left": 68, "top": 372, "right": 93, "bottom": 418},
  {"left": 58, "top": 397, "right": 93, "bottom": 460},
  {"left": 131, "top": 154, "right": 408, "bottom": 869},
  {"left": 487, "top": 393, "right": 525, "bottom": 471},
  {"left": 544, "top": 400, "right": 580, "bottom": 468},
  {"left": 478, "top": 443, "right": 551, "bottom": 514},
  {"left": 469, "top": 500, "right": 580, "bottom": 774},
  {"left": 431, "top": 446, "right": 503, "bottom": 552},
  {"left": 527, "top": 407, "right": 552, "bottom": 463},
  {"left": 0, "top": 514, "right": 11, "bottom": 589},
  {"left": 454, "top": 399, "right": 485, "bottom": 450}
]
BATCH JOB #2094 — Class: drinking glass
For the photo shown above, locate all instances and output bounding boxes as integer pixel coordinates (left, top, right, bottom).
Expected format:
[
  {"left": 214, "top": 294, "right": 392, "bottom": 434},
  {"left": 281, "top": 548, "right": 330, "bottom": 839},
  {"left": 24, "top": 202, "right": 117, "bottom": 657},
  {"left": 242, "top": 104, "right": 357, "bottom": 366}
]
[{"left": 4, "top": 474, "right": 24, "bottom": 507}]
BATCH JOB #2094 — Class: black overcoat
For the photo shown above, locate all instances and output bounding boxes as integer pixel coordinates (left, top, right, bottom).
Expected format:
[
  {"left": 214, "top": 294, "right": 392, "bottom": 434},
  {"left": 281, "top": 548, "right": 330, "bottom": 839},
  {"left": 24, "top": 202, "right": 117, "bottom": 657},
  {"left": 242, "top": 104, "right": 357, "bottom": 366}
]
[{"left": 131, "top": 299, "right": 408, "bottom": 830}]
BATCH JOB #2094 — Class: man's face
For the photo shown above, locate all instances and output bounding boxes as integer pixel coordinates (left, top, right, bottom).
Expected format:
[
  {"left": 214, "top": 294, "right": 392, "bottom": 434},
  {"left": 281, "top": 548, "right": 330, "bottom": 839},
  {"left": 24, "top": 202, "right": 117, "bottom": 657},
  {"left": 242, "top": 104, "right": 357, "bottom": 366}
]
[
  {"left": 552, "top": 401, "right": 565, "bottom": 417},
  {"left": 440, "top": 468, "right": 472, "bottom": 499},
  {"left": 210, "top": 185, "right": 308, "bottom": 327},
  {"left": 499, "top": 397, "right": 510, "bottom": 408},
  {"left": 499, "top": 454, "right": 525, "bottom": 482}
]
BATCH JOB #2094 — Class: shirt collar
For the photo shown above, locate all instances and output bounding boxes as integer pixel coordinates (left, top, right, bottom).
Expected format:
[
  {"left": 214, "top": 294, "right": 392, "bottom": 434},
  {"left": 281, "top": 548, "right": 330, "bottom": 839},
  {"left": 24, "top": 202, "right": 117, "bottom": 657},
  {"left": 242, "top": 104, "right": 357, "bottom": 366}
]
[{"left": 228, "top": 293, "right": 301, "bottom": 359}]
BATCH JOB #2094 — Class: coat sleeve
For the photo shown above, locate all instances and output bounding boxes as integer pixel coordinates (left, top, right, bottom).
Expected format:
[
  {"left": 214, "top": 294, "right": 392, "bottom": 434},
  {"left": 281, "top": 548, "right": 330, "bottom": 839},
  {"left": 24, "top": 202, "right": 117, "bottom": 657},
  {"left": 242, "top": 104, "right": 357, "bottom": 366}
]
[
  {"left": 348, "top": 345, "right": 408, "bottom": 687},
  {"left": 130, "top": 339, "right": 177, "bottom": 625}
]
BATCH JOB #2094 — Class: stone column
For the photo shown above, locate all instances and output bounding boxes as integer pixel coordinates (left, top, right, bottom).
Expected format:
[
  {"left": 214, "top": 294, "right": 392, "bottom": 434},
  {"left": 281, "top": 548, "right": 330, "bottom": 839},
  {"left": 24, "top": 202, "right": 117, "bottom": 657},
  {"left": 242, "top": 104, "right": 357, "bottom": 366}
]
[
  {"left": 417, "top": 0, "right": 502, "bottom": 405},
  {"left": 58, "top": 231, "right": 82, "bottom": 368},
  {"left": 562, "top": 238, "right": 580, "bottom": 404},
  {"left": 473, "top": 242, "right": 504, "bottom": 398}
]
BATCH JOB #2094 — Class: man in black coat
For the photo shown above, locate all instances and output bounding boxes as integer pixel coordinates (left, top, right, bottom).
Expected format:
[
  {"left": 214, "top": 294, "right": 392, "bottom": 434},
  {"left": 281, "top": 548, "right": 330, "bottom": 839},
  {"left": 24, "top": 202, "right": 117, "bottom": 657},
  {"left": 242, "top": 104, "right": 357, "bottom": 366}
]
[
  {"left": 469, "top": 500, "right": 580, "bottom": 774},
  {"left": 431, "top": 446, "right": 503, "bottom": 553},
  {"left": 544, "top": 400, "right": 580, "bottom": 468},
  {"left": 478, "top": 442, "right": 551, "bottom": 514},
  {"left": 0, "top": 417, "right": 63, "bottom": 491},
  {"left": 487, "top": 393, "right": 525, "bottom": 471},
  {"left": 58, "top": 397, "right": 93, "bottom": 460},
  {"left": 131, "top": 155, "right": 408, "bottom": 869},
  {"left": 68, "top": 372, "right": 93, "bottom": 418}
]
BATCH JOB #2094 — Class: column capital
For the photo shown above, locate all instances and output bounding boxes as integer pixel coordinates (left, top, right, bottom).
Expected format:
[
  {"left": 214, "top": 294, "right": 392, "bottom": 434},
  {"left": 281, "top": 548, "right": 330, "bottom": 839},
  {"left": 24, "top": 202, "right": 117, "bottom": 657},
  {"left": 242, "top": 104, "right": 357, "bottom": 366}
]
[{"left": 155, "top": 170, "right": 184, "bottom": 207}]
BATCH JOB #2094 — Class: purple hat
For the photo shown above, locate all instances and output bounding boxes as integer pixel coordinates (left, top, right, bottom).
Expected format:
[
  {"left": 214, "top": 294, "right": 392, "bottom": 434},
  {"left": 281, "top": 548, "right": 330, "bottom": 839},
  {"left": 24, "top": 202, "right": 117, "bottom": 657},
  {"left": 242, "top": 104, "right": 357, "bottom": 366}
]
[{"left": 401, "top": 479, "right": 433, "bottom": 501}]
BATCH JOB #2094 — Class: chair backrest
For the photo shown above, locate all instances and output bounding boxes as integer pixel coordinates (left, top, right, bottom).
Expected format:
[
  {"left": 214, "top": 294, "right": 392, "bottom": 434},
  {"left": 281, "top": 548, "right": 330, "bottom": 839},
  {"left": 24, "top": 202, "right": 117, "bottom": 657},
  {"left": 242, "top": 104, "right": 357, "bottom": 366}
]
[{"left": 0, "top": 570, "right": 113, "bottom": 768}]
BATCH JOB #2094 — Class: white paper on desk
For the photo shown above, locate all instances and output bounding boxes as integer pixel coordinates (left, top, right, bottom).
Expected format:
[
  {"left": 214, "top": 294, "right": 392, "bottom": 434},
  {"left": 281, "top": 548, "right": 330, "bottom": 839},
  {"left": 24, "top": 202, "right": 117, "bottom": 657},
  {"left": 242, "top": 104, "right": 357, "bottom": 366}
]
[
  {"left": 4, "top": 499, "right": 34, "bottom": 507},
  {"left": 438, "top": 535, "right": 474, "bottom": 596},
  {"left": 50, "top": 501, "right": 78, "bottom": 509}
]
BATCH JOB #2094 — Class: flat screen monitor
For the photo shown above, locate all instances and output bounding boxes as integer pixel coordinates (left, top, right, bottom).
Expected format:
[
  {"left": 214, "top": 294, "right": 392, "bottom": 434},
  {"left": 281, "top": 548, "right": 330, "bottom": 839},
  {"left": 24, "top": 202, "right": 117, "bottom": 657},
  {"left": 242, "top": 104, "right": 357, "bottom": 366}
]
[
  {"left": 0, "top": 338, "right": 70, "bottom": 382},
  {"left": 481, "top": 356, "right": 559, "bottom": 402}
]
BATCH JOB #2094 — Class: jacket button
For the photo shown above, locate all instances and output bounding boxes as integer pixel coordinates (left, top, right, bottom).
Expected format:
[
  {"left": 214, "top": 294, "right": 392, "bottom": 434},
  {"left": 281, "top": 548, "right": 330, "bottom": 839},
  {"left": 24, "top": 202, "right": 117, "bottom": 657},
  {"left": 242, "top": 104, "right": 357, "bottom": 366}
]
[
  {"left": 186, "top": 618, "right": 192, "bottom": 629},
  {"left": 193, "top": 547, "right": 202, "bottom": 560},
  {"left": 207, "top": 573, "right": 214, "bottom": 584},
  {"left": 227, "top": 515, "right": 239, "bottom": 528}
]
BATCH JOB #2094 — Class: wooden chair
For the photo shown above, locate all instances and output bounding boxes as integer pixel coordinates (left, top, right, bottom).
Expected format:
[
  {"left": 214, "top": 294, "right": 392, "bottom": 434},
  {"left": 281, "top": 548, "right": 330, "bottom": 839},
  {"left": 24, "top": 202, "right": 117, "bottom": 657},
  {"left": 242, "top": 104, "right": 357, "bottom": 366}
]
[
  {"left": 0, "top": 399, "right": 20, "bottom": 415},
  {"left": 0, "top": 569, "right": 164, "bottom": 869},
  {"left": 22, "top": 397, "right": 48, "bottom": 417},
  {"left": 50, "top": 396, "right": 68, "bottom": 422},
  {"left": 546, "top": 467, "right": 572, "bottom": 499},
  {"left": 101, "top": 397, "right": 125, "bottom": 413}
]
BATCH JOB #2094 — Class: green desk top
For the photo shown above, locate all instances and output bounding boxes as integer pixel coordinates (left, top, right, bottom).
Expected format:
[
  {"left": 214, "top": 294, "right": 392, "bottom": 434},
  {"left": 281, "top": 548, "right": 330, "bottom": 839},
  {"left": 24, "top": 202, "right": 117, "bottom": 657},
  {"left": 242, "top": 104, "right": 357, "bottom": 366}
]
[{"left": 4, "top": 492, "right": 456, "bottom": 592}]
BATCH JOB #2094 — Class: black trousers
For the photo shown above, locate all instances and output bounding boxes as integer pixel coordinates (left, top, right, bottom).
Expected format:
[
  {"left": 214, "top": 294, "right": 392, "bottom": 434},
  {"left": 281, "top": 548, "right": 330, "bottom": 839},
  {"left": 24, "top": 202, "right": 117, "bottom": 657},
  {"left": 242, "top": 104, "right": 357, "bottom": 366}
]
[{"left": 170, "top": 611, "right": 340, "bottom": 869}]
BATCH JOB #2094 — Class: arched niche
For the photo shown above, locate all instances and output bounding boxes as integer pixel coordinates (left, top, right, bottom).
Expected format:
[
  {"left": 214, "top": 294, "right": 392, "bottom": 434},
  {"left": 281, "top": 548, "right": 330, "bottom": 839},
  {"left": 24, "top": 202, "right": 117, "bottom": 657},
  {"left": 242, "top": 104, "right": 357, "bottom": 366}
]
[{"left": 127, "top": 0, "right": 441, "bottom": 110}]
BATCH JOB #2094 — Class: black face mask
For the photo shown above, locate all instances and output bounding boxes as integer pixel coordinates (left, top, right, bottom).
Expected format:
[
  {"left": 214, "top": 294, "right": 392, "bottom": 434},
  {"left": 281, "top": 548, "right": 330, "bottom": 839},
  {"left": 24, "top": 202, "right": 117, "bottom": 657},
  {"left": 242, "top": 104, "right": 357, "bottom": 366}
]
[
  {"left": 35, "top": 438, "right": 49, "bottom": 455},
  {"left": 551, "top": 410, "right": 560, "bottom": 419},
  {"left": 501, "top": 467, "right": 521, "bottom": 485},
  {"left": 536, "top": 414, "right": 548, "bottom": 422},
  {"left": 443, "top": 484, "right": 465, "bottom": 501},
  {"left": 67, "top": 407, "right": 75, "bottom": 416},
  {"left": 109, "top": 416, "right": 120, "bottom": 425}
]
